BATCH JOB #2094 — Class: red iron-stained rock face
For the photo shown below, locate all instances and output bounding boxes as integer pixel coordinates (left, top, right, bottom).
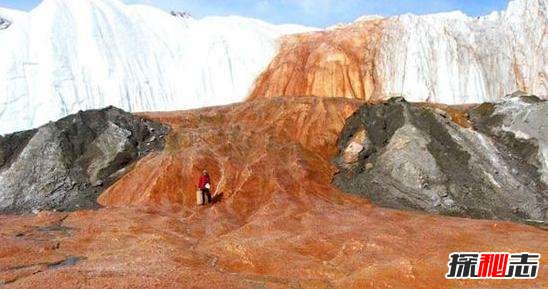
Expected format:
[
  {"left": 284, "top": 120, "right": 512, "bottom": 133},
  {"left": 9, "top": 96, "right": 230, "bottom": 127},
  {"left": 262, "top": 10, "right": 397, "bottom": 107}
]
[
  {"left": 1, "top": 97, "right": 546, "bottom": 288},
  {"left": 249, "top": 20, "right": 386, "bottom": 102}
]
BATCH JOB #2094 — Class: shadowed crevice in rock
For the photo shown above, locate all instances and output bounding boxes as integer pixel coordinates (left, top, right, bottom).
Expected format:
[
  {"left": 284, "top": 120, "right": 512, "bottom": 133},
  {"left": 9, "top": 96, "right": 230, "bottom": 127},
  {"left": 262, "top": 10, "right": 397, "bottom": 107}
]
[
  {"left": 333, "top": 94, "right": 547, "bottom": 223},
  {"left": 3, "top": 256, "right": 86, "bottom": 272},
  {"left": 1, "top": 256, "right": 86, "bottom": 286},
  {"left": 47, "top": 256, "right": 87, "bottom": 269},
  {"left": 0, "top": 106, "right": 170, "bottom": 214},
  {"left": 13, "top": 215, "right": 72, "bottom": 242},
  {"left": 0, "top": 130, "right": 36, "bottom": 169},
  {"left": 0, "top": 16, "right": 10, "bottom": 30}
]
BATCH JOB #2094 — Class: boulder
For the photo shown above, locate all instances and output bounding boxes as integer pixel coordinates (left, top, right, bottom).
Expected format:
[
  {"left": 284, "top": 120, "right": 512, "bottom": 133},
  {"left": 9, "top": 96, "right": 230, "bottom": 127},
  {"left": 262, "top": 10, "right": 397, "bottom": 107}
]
[
  {"left": 333, "top": 95, "right": 547, "bottom": 223},
  {"left": 0, "top": 107, "right": 169, "bottom": 214},
  {"left": 0, "top": 17, "right": 10, "bottom": 30}
]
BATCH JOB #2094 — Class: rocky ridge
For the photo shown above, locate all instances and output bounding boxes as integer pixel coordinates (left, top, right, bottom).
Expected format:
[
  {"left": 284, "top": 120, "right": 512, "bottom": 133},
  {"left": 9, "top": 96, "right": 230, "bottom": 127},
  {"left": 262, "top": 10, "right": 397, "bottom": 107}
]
[
  {"left": 0, "top": 107, "right": 169, "bottom": 214},
  {"left": 334, "top": 94, "right": 547, "bottom": 223}
]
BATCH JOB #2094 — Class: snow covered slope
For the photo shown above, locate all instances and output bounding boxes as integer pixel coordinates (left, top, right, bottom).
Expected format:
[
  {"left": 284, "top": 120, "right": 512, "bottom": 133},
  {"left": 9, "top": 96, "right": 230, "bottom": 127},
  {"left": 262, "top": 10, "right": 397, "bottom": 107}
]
[{"left": 0, "top": 0, "right": 313, "bottom": 134}]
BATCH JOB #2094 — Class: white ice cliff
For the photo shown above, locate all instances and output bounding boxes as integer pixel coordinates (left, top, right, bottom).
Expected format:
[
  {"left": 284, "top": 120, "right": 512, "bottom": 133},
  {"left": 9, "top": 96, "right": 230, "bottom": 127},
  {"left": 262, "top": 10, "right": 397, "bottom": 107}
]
[
  {"left": 0, "top": 0, "right": 312, "bottom": 134},
  {"left": 377, "top": 0, "right": 547, "bottom": 104}
]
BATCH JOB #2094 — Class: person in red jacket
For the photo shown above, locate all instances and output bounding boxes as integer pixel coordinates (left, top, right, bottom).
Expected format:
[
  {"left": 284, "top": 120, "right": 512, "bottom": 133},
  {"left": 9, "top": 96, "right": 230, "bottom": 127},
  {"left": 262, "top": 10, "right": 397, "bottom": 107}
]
[{"left": 197, "top": 170, "right": 212, "bottom": 205}]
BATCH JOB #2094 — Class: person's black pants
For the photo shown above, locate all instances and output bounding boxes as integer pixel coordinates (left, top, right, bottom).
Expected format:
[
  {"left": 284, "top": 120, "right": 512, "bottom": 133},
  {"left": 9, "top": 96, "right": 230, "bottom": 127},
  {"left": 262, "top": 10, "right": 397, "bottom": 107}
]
[{"left": 201, "top": 188, "right": 211, "bottom": 204}]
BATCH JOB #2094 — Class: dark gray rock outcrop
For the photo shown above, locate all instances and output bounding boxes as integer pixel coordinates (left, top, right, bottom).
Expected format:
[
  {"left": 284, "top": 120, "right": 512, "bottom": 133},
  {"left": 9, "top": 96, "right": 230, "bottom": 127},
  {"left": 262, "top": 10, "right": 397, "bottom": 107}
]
[
  {"left": 333, "top": 94, "right": 547, "bottom": 223},
  {"left": 170, "top": 10, "right": 192, "bottom": 19},
  {"left": 0, "top": 17, "right": 10, "bottom": 30},
  {"left": 0, "top": 107, "right": 169, "bottom": 214}
]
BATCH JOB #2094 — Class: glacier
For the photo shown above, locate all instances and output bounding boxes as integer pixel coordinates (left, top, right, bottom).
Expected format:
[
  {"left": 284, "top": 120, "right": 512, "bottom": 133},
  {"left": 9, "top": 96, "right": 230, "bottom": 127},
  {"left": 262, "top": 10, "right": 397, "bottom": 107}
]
[
  {"left": 0, "top": 0, "right": 313, "bottom": 134},
  {"left": 0, "top": 0, "right": 546, "bottom": 135},
  {"left": 249, "top": 0, "right": 546, "bottom": 105},
  {"left": 377, "top": 0, "right": 547, "bottom": 104}
]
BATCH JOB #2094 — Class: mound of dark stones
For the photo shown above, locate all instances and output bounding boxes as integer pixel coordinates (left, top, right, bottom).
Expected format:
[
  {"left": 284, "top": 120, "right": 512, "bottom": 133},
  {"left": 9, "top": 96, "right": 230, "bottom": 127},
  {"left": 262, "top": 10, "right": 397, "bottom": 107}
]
[
  {"left": 0, "top": 107, "right": 169, "bottom": 214},
  {"left": 333, "top": 93, "right": 546, "bottom": 224}
]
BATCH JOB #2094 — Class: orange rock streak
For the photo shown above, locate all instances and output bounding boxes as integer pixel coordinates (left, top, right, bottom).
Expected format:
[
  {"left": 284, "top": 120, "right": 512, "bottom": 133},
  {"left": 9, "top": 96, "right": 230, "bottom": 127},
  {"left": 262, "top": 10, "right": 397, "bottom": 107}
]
[{"left": 249, "top": 21, "right": 386, "bottom": 101}]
